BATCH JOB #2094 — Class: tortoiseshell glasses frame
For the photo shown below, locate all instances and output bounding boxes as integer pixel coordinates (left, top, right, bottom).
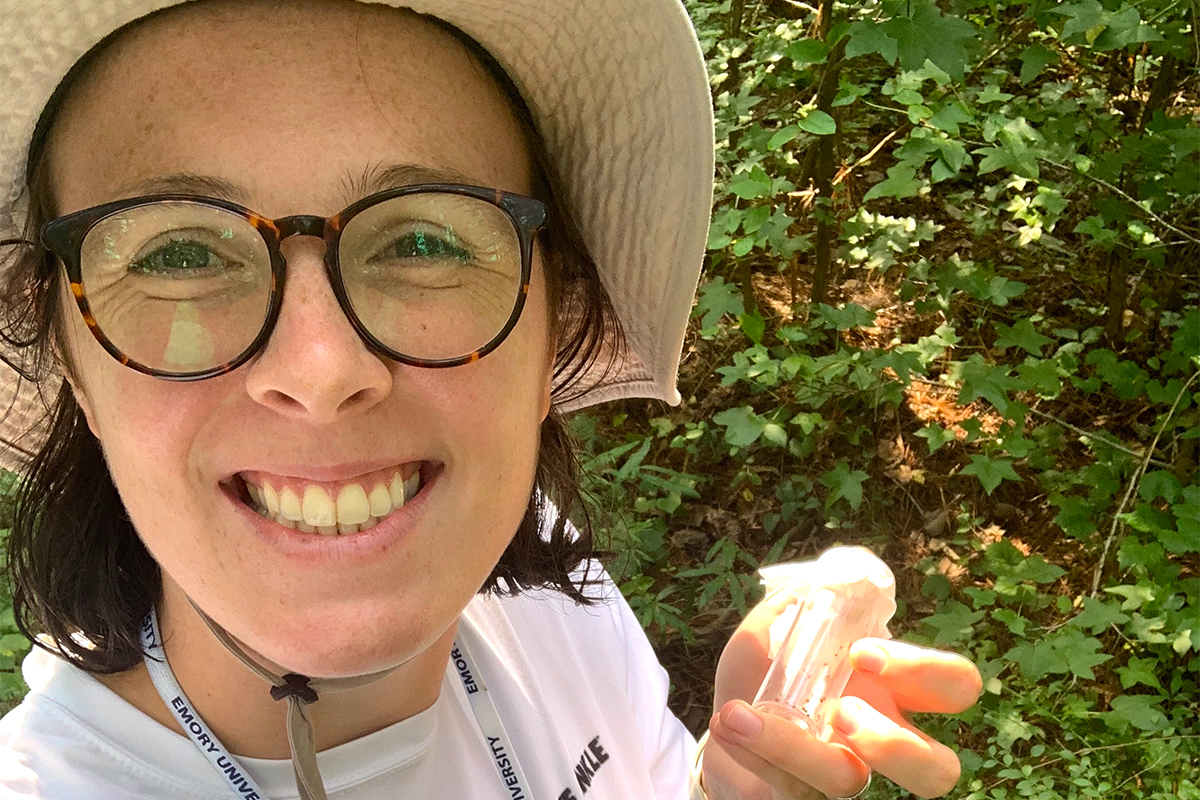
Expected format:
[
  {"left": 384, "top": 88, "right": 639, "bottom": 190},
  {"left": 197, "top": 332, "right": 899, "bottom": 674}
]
[{"left": 40, "top": 183, "right": 547, "bottom": 381}]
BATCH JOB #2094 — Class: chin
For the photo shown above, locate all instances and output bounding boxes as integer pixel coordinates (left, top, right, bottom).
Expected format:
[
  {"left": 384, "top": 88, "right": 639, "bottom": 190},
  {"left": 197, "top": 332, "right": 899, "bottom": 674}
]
[{"left": 248, "top": 602, "right": 453, "bottom": 679}]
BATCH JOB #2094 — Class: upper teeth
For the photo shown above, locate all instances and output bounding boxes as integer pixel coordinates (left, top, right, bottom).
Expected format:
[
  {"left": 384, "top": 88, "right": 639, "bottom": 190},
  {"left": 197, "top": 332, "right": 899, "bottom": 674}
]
[{"left": 245, "top": 471, "right": 421, "bottom": 535}]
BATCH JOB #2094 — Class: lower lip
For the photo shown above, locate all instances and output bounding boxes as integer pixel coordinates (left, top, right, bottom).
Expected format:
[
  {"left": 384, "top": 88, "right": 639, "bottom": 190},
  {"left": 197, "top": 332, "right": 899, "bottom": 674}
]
[{"left": 224, "top": 469, "right": 438, "bottom": 566}]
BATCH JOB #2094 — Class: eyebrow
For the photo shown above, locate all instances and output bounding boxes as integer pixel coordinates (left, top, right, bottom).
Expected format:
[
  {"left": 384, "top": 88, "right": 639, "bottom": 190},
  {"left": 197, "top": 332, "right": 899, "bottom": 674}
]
[
  {"left": 115, "top": 173, "right": 251, "bottom": 203},
  {"left": 114, "top": 163, "right": 479, "bottom": 208},
  {"left": 345, "top": 163, "right": 478, "bottom": 198}
]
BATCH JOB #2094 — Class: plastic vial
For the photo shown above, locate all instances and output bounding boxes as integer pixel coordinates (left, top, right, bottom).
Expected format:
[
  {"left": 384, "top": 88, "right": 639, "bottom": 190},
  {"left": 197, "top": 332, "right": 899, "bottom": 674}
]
[{"left": 752, "top": 546, "right": 896, "bottom": 738}]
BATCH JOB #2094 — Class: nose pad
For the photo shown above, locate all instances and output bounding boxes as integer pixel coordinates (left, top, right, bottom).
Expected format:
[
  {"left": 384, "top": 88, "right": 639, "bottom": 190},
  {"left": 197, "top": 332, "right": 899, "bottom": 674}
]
[{"left": 244, "top": 237, "right": 391, "bottom": 422}]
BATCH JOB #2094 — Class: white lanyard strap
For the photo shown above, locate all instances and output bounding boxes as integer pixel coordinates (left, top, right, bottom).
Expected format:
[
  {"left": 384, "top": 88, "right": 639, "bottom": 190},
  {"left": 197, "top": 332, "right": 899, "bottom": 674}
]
[
  {"left": 141, "top": 611, "right": 270, "bottom": 800},
  {"left": 141, "top": 611, "right": 533, "bottom": 800},
  {"left": 450, "top": 625, "right": 534, "bottom": 800}
]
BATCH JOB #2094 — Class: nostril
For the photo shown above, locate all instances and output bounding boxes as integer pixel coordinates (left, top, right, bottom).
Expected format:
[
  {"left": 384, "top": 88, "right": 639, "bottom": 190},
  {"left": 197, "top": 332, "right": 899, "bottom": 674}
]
[{"left": 337, "top": 386, "right": 385, "bottom": 415}]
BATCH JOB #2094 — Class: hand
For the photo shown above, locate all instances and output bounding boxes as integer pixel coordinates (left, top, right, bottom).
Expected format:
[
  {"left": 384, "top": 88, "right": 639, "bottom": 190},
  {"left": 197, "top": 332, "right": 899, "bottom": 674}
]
[{"left": 701, "top": 593, "right": 982, "bottom": 800}]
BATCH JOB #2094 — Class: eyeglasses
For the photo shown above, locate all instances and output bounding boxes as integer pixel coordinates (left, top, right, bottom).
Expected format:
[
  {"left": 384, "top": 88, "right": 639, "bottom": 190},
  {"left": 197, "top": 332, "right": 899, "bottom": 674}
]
[{"left": 40, "top": 184, "right": 547, "bottom": 380}]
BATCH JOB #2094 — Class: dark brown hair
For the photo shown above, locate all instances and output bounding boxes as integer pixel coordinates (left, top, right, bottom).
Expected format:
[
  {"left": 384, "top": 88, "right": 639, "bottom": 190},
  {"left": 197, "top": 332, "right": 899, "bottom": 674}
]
[{"left": 0, "top": 5, "right": 624, "bottom": 674}]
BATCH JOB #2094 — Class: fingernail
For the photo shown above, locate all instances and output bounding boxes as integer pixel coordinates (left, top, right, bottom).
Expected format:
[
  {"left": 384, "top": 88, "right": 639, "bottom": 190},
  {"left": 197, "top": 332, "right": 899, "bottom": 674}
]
[
  {"left": 834, "top": 697, "right": 868, "bottom": 736},
  {"left": 722, "top": 703, "right": 763, "bottom": 740},
  {"left": 855, "top": 642, "right": 887, "bottom": 674}
]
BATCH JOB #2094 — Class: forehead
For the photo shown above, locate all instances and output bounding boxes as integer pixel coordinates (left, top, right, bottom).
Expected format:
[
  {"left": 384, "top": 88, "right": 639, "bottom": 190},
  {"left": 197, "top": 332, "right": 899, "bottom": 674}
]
[{"left": 48, "top": 0, "right": 534, "bottom": 216}]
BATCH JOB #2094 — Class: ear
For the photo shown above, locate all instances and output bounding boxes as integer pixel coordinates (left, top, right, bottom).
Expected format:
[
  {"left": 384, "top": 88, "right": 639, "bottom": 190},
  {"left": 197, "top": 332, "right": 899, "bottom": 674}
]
[
  {"left": 59, "top": 360, "right": 101, "bottom": 438},
  {"left": 53, "top": 283, "right": 101, "bottom": 438},
  {"left": 540, "top": 330, "right": 556, "bottom": 422}
]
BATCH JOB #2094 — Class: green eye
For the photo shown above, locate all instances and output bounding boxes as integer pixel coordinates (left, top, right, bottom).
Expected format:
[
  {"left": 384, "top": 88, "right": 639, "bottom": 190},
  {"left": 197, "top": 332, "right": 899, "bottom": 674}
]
[
  {"left": 385, "top": 231, "right": 471, "bottom": 262},
  {"left": 131, "top": 240, "right": 217, "bottom": 275}
]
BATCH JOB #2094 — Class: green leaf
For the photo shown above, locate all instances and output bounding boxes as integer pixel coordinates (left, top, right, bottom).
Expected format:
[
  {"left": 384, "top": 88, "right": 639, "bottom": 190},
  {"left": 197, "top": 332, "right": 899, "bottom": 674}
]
[
  {"left": 1053, "top": 495, "right": 1098, "bottom": 538},
  {"left": 820, "top": 461, "right": 869, "bottom": 511},
  {"left": 955, "top": 354, "right": 1018, "bottom": 414},
  {"left": 927, "top": 102, "right": 972, "bottom": 135},
  {"left": 1016, "top": 358, "right": 1063, "bottom": 398},
  {"left": 712, "top": 406, "right": 765, "bottom": 447},
  {"left": 1054, "top": 0, "right": 1106, "bottom": 43},
  {"left": 881, "top": 0, "right": 977, "bottom": 79},
  {"left": 1094, "top": 6, "right": 1163, "bottom": 49},
  {"left": 728, "top": 166, "right": 774, "bottom": 200},
  {"left": 1074, "top": 215, "right": 1119, "bottom": 246},
  {"left": 1107, "top": 694, "right": 1170, "bottom": 732},
  {"left": 915, "top": 425, "right": 957, "bottom": 453},
  {"left": 787, "top": 39, "right": 828, "bottom": 66},
  {"left": 692, "top": 277, "right": 745, "bottom": 329},
  {"left": 1057, "top": 629, "right": 1113, "bottom": 680},
  {"left": 1018, "top": 44, "right": 1058, "bottom": 83},
  {"left": 995, "top": 319, "right": 1052, "bottom": 356},
  {"left": 960, "top": 454, "right": 1021, "bottom": 494},
  {"left": 798, "top": 109, "right": 837, "bottom": 136},
  {"left": 1117, "top": 657, "right": 1164, "bottom": 690},
  {"left": 738, "top": 312, "right": 766, "bottom": 345},
  {"left": 1069, "top": 596, "right": 1129, "bottom": 633},
  {"left": 845, "top": 20, "right": 898, "bottom": 64},
  {"left": 767, "top": 125, "right": 801, "bottom": 151},
  {"left": 863, "top": 163, "right": 920, "bottom": 201},
  {"left": 922, "top": 600, "right": 984, "bottom": 646},
  {"left": 1007, "top": 639, "right": 1068, "bottom": 680},
  {"left": 1140, "top": 470, "right": 1183, "bottom": 504}
]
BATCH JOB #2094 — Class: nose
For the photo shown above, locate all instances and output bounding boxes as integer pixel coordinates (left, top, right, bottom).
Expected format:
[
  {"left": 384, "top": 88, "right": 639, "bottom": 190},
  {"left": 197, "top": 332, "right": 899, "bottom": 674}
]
[{"left": 243, "top": 237, "right": 392, "bottom": 423}]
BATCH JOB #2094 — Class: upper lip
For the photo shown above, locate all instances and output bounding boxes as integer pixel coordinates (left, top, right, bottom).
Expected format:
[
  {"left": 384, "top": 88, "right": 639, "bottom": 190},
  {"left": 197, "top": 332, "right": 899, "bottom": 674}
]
[{"left": 225, "top": 458, "right": 434, "bottom": 485}]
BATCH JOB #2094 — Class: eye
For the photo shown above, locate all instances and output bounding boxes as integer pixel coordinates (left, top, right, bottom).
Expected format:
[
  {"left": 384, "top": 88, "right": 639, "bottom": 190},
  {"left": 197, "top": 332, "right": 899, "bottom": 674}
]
[
  {"left": 130, "top": 238, "right": 226, "bottom": 276},
  {"left": 376, "top": 230, "right": 472, "bottom": 263}
]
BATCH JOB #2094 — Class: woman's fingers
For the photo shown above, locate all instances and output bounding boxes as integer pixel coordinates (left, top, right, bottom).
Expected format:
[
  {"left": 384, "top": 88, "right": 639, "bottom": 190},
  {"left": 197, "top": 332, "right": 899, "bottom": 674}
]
[
  {"left": 708, "top": 700, "right": 871, "bottom": 800},
  {"left": 849, "top": 639, "right": 982, "bottom": 714},
  {"left": 831, "top": 696, "right": 963, "bottom": 798}
]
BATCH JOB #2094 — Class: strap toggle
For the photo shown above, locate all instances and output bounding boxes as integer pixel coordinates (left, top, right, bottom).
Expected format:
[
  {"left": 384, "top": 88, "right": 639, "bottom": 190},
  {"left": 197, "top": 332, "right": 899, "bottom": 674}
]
[{"left": 271, "top": 673, "right": 320, "bottom": 704}]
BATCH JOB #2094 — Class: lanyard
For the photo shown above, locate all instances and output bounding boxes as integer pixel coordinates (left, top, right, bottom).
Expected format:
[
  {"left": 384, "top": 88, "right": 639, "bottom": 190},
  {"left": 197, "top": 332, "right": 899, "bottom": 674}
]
[{"left": 141, "top": 610, "right": 533, "bottom": 800}]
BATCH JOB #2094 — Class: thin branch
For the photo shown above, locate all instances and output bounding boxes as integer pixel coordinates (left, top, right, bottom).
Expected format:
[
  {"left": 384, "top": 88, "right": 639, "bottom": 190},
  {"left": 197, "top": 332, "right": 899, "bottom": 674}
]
[
  {"left": 833, "top": 127, "right": 903, "bottom": 185},
  {"left": 1026, "top": 406, "right": 1172, "bottom": 470},
  {"left": 1091, "top": 370, "right": 1199, "bottom": 597},
  {"left": 983, "top": 734, "right": 1200, "bottom": 789},
  {"left": 1039, "top": 159, "right": 1200, "bottom": 245}
]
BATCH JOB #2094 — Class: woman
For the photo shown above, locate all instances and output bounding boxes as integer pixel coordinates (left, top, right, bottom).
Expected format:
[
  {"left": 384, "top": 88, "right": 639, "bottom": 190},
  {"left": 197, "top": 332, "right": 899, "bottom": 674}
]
[{"left": 0, "top": 0, "right": 981, "bottom": 798}]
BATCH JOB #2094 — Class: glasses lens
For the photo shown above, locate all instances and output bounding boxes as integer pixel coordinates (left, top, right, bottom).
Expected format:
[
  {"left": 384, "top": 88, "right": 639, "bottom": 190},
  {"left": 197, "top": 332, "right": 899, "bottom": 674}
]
[
  {"left": 79, "top": 202, "right": 273, "bottom": 374},
  {"left": 338, "top": 192, "right": 525, "bottom": 361}
]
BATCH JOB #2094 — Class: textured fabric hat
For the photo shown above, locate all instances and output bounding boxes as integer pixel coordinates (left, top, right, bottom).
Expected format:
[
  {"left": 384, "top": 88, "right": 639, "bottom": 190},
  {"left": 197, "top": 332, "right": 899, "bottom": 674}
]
[{"left": 0, "top": 0, "right": 715, "bottom": 470}]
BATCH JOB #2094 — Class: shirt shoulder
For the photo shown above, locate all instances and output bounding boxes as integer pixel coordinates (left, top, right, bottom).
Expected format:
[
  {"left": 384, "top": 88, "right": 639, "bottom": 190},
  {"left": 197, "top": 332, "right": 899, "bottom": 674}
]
[{"left": 0, "top": 648, "right": 227, "bottom": 800}]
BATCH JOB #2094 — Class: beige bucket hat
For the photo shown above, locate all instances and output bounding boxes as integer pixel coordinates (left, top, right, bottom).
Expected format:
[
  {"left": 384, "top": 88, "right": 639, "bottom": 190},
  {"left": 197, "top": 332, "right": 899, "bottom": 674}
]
[{"left": 0, "top": 0, "right": 716, "bottom": 470}]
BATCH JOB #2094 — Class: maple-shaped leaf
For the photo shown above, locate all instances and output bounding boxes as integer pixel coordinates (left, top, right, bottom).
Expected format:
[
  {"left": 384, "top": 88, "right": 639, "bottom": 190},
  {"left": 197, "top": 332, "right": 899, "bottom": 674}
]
[
  {"left": 845, "top": 20, "right": 899, "bottom": 64},
  {"left": 960, "top": 454, "right": 1021, "bottom": 494},
  {"left": 954, "top": 354, "right": 1018, "bottom": 414},
  {"left": 881, "top": 0, "right": 977, "bottom": 80},
  {"left": 995, "top": 318, "right": 1052, "bottom": 356}
]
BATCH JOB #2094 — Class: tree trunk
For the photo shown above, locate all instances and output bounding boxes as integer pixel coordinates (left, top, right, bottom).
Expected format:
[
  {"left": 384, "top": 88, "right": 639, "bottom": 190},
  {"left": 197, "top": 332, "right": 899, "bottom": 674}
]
[{"left": 808, "top": 0, "right": 843, "bottom": 307}]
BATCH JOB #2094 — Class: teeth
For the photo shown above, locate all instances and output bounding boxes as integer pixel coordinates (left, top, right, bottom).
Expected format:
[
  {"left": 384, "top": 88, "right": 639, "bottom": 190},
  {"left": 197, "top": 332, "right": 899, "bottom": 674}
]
[
  {"left": 263, "top": 481, "right": 280, "bottom": 516},
  {"left": 244, "top": 465, "right": 424, "bottom": 535},
  {"left": 388, "top": 473, "right": 406, "bottom": 507},
  {"left": 302, "top": 486, "right": 337, "bottom": 527},
  {"left": 336, "top": 484, "right": 371, "bottom": 525},
  {"left": 279, "top": 487, "right": 303, "bottom": 521},
  {"left": 368, "top": 483, "right": 392, "bottom": 517}
]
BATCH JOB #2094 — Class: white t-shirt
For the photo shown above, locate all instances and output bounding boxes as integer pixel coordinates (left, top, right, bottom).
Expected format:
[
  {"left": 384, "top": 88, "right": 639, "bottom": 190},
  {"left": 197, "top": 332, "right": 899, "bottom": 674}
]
[{"left": 0, "top": 573, "right": 698, "bottom": 799}]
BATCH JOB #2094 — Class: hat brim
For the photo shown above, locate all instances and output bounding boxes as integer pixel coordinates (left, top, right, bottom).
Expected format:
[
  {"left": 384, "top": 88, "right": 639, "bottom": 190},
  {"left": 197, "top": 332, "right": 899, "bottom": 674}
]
[{"left": 0, "top": 0, "right": 713, "bottom": 467}]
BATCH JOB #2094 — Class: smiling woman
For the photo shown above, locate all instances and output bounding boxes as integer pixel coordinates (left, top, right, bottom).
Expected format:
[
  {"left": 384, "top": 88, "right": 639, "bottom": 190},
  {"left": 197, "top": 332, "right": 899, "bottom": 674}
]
[{"left": 0, "top": 1, "right": 981, "bottom": 799}]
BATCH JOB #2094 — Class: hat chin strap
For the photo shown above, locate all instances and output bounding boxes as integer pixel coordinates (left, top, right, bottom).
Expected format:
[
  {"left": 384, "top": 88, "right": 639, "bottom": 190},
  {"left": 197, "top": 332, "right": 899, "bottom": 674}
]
[{"left": 189, "top": 600, "right": 404, "bottom": 800}]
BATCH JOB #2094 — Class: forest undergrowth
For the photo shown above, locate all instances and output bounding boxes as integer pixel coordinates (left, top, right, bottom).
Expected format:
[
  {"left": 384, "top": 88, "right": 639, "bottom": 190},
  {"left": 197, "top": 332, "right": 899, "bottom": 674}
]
[
  {"left": 0, "top": 0, "right": 1194, "bottom": 798},
  {"left": 570, "top": 1, "right": 1200, "bottom": 798}
]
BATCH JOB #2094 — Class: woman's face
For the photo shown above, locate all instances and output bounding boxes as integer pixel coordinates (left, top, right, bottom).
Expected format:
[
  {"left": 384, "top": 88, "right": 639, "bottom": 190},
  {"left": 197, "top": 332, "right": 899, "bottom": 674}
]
[{"left": 50, "top": 0, "right": 554, "bottom": 677}]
